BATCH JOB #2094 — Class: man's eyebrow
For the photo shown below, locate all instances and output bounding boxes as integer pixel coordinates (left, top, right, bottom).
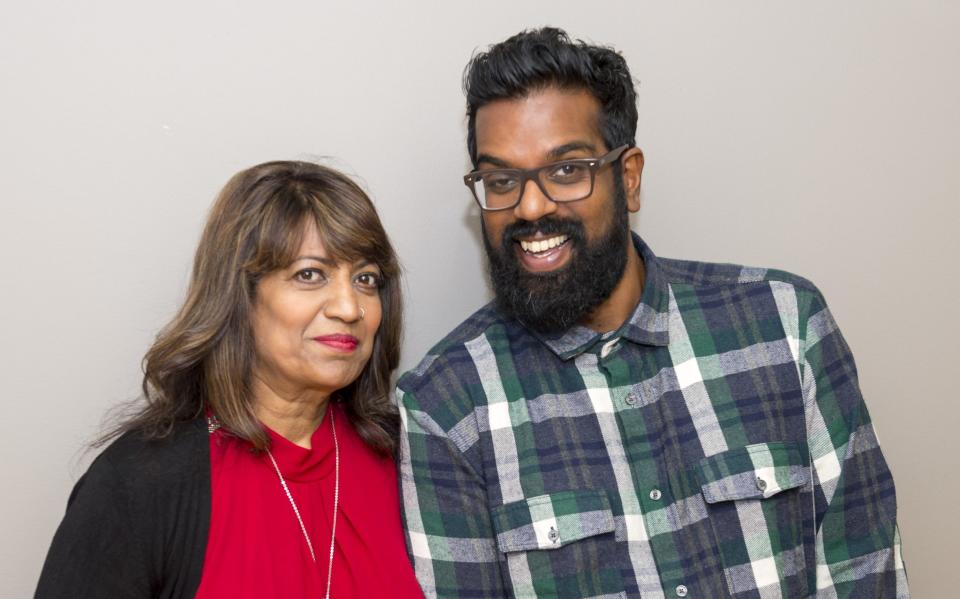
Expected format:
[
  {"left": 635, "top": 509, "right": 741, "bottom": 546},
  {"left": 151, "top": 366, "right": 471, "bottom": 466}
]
[
  {"left": 546, "top": 141, "right": 598, "bottom": 160},
  {"left": 476, "top": 142, "right": 600, "bottom": 169},
  {"left": 475, "top": 153, "right": 511, "bottom": 168}
]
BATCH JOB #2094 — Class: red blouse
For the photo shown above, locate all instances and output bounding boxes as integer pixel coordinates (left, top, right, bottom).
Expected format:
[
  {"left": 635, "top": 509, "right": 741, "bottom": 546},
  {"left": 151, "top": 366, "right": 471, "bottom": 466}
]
[{"left": 195, "top": 404, "right": 423, "bottom": 598}]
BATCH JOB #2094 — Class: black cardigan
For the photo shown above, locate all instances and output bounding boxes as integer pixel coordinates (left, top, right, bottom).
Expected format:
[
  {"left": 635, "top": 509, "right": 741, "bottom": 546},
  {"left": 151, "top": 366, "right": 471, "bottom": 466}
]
[{"left": 35, "top": 419, "right": 211, "bottom": 599}]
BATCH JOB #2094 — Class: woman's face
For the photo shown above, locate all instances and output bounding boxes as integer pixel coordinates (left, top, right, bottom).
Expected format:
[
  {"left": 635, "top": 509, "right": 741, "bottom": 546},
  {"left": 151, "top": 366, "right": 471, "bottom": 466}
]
[{"left": 251, "top": 221, "right": 383, "bottom": 400}]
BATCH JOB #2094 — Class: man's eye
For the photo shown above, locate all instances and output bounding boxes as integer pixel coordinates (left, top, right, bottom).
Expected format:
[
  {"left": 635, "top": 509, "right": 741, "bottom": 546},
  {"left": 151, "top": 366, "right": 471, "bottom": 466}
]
[
  {"left": 482, "top": 174, "right": 519, "bottom": 193},
  {"left": 547, "top": 162, "right": 590, "bottom": 183}
]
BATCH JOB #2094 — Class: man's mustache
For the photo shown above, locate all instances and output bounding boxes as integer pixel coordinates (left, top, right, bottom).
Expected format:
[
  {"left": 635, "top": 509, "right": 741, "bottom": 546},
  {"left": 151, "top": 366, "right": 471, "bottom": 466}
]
[{"left": 501, "top": 216, "right": 585, "bottom": 247}]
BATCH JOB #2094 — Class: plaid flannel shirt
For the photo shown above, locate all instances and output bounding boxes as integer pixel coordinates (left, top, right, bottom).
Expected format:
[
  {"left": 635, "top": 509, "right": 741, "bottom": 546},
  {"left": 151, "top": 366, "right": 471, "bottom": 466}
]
[{"left": 398, "top": 235, "right": 908, "bottom": 598}]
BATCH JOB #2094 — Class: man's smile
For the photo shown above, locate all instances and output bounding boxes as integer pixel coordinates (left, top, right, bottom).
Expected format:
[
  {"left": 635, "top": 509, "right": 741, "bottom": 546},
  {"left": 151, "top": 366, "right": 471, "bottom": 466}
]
[
  {"left": 514, "top": 234, "right": 573, "bottom": 272},
  {"left": 518, "top": 234, "right": 569, "bottom": 253}
]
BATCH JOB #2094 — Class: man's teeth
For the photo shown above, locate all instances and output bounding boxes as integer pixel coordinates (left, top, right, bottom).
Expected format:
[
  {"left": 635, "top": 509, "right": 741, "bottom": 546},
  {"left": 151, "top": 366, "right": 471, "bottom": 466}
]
[{"left": 519, "top": 235, "right": 568, "bottom": 254}]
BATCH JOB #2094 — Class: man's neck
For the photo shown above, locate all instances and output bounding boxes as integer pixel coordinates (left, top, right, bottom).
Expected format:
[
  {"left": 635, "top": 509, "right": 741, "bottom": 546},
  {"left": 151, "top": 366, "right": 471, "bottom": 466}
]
[{"left": 580, "top": 241, "right": 645, "bottom": 333}]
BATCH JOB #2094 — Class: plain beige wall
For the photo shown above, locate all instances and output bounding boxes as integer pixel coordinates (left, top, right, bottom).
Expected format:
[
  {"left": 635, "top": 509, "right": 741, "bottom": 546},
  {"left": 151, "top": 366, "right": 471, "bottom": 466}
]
[{"left": 2, "top": 1, "right": 956, "bottom": 596}]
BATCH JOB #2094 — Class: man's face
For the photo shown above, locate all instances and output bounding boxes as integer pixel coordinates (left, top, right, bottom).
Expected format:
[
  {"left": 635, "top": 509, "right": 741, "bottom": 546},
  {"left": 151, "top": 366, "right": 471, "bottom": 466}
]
[{"left": 474, "top": 87, "right": 639, "bottom": 333}]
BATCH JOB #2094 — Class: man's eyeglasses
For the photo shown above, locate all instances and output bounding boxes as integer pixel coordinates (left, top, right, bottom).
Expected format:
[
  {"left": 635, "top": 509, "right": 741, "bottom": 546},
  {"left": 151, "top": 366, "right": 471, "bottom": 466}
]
[{"left": 463, "top": 145, "right": 629, "bottom": 211}]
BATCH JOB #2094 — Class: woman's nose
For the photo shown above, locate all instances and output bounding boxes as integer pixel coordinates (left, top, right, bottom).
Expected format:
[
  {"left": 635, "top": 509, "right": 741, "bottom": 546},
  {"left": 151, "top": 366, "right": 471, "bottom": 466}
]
[{"left": 323, "top": 278, "right": 363, "bottom": 323}]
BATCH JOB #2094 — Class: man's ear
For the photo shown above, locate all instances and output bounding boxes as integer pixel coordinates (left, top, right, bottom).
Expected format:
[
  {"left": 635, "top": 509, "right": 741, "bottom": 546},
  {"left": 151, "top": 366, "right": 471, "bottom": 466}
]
[{"left": 621, "top": 147, "right": 644, "bottom": 213}]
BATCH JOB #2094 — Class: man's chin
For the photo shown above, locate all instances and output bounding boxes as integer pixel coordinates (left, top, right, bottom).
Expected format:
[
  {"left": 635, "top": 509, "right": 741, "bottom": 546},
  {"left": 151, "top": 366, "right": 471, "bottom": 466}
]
[
  {"left": 514, "top": 268, "right": 571, "bottom": 294},
  {"left": 494, "top": 267, "right": 581, "bottom": 333}
]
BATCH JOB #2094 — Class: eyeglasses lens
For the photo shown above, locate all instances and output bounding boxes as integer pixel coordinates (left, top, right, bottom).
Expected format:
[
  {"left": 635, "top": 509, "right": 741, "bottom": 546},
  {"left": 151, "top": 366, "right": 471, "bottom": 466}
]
[{"left": 474, "top": 162, "right": 593, "bottom": 210}]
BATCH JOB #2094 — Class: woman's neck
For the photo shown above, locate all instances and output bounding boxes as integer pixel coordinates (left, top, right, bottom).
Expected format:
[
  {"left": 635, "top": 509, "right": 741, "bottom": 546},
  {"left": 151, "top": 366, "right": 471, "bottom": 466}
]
[{"left": 251, "top": 375, "right": 330, "bottom": 449}]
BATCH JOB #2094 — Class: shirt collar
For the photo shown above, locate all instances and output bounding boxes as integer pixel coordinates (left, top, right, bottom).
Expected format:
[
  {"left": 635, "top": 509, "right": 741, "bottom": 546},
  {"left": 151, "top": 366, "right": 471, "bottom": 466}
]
[{"left": 536, "top": 233, "right": 671, "bottom": 360}]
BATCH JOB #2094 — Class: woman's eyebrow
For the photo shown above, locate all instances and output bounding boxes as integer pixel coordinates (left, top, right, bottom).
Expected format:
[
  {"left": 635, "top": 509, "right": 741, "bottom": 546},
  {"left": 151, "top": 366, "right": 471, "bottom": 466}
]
[
  {"left": 354, "top": 259, "right": 379, "bottom": 270},
  {"left": 293, "top": 255, "right": 336, "bottom": 266}
]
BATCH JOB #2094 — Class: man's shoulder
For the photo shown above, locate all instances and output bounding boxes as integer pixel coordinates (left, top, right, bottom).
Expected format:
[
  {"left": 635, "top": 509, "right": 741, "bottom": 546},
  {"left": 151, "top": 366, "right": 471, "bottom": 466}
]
[
  {"left": 652, "top": 253, "right": 833, "bottom": 332},
  {"left": 656, "top": 254, "right": 821, "bottom": 296},
  {"left": 397, "top": 301, "right": 509, "bottom": 395}
]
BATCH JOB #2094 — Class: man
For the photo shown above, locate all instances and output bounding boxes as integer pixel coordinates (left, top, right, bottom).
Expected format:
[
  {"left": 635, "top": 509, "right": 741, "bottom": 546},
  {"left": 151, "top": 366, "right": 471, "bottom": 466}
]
[{"left": 398, "top": 28, "right": 908, "bottom": 598}]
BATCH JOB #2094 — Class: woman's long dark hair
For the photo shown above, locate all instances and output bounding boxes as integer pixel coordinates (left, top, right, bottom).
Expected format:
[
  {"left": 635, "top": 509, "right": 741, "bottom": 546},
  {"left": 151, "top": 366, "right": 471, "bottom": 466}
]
[{"left": 102, "top": 161, "right": 402, "bottom": 455}]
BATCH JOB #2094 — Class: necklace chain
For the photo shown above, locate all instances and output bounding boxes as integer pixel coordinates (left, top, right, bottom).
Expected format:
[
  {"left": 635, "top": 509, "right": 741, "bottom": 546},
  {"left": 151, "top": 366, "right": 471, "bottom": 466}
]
[
  {"left": 326, "top": 411, "right": 339, "bottom": 598},
  {"left": 265, "top": 409, "right": 339, "bottom": 599}
]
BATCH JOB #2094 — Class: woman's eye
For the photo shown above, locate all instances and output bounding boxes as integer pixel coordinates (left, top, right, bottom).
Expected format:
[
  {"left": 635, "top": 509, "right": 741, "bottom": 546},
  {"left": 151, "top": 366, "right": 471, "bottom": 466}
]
[
  {"left": 294, "top": 268, "right": 325, "bottom": 283},
  {"left": 356, "top": 272, "right": 382, "bottom": 289}
]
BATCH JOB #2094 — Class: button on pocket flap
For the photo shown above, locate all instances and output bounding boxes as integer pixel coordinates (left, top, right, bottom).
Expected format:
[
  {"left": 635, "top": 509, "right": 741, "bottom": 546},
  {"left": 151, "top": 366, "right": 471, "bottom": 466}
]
[
  {"left": 698, "top": 442, "right": 809, "bottom": 504},
  {"left": 491, "top": 489, "right": 615, "bottom": 553}
]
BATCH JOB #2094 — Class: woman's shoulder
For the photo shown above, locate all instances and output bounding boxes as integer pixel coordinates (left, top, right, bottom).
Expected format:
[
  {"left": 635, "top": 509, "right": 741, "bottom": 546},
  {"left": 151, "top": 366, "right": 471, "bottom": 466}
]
[
  {"left": 37, "top": 419, "right": 211, "bottom": 598},
  {"left": 90, "top": 418, "right": 210, "bottom": 490}
]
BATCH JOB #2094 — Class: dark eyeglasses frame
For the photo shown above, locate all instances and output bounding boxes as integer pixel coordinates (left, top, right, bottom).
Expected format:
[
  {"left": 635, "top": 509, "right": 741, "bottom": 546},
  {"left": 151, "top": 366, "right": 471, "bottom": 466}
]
[{"left": 463, "top": 145, "right": 630, "bottom": 212}]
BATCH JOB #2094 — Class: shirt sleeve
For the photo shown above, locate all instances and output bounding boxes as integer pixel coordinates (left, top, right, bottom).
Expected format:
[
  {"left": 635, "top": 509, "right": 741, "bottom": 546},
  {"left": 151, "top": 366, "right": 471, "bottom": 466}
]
[
  {"left": 800, "top": 291, "right": 909, "bottom": 597},
  {"left": 397, "top": 386, "right": 507, "bottom": 598},
  {"left": 35, "top": 455, "right": 152, "bottom": 599}
]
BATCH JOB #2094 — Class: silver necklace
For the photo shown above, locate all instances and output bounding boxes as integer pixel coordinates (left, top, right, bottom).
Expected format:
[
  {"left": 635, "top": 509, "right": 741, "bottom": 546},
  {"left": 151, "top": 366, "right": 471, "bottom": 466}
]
[{"left": 265, "top": 409, "right": 340, "bottom": 599}]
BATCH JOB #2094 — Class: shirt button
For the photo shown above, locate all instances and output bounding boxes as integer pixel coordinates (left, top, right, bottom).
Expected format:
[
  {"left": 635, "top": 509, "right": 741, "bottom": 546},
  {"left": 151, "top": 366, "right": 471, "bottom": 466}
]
[
  {"left": 675, "top": 584, "right": 688, "bottom": 597},
  {"left": 600, "top": 339, "right": 618, "bottom": 358},
  {"left": 625, "top": 393, "right": 639, "bottom": 405},
  {"left": 756, "top": 477, "right": 767, "bottom": 492},
  {"left": 649, "top": 488, "right": 662, "bottom": 501},
  {"left": 548, "top": 526, "right": 560, "bottom": 543}
]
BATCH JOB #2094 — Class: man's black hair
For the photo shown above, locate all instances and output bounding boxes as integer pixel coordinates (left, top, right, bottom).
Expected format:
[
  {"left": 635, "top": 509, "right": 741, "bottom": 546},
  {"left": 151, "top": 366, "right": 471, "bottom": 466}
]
[{"left": 464, "top": 27, "right": 638, "bottom": 166}]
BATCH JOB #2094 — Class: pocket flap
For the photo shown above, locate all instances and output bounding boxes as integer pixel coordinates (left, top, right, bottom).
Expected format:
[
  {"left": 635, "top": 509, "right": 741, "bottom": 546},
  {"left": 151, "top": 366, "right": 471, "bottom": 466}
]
[
  {"left": 698, "top": 442, "right": 809, "bottom": 503},
  {"left": 491, "top": 489, "right": 614, "bottom": 553}
]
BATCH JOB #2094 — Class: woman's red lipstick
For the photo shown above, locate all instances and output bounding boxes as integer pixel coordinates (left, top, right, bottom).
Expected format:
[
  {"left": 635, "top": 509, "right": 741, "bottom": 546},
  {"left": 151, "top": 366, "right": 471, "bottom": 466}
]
[{"left": 313, "top": 334, "right": 359, "bottom": 352}]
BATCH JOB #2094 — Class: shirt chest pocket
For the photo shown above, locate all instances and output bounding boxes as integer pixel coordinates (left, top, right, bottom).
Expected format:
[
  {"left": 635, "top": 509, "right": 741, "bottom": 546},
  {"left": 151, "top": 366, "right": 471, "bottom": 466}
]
[
  {"left": 491, "top": 489, "right": 626, "bottom": 598},
  {"left": 697, "top": 442, "right": 813, "bottom": 598}
]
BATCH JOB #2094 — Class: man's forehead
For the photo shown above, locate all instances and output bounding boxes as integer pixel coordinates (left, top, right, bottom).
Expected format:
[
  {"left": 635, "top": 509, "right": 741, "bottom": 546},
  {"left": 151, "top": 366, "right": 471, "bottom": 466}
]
[{"left": 474, "top": 87, "right": 604, "bottom": 163}]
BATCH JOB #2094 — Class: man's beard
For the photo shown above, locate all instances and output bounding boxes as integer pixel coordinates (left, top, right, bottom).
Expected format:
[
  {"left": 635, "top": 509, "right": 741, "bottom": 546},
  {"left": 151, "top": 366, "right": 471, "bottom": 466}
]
[{"left": 482, "top": 180, "right": 630, "bottom": 335}]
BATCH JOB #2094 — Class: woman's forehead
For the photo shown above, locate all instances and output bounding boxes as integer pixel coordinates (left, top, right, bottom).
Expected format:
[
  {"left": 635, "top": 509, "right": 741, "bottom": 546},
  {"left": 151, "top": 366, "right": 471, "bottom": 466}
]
[
  {"left": 295, "top": 220, "right": 327, "bottom": 256},
  {"left": 287, "top": 219, "right": 376, "bottom": 267}
]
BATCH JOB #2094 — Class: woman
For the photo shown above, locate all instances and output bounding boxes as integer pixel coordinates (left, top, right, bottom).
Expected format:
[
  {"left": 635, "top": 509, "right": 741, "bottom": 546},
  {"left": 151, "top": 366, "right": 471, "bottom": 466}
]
[{"left": 36, "top": 161, "right": 423, "bottom": 598}]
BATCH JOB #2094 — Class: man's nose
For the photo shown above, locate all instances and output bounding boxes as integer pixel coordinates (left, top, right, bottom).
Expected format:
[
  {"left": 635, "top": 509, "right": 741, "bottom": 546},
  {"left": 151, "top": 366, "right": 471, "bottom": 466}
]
[{"left": 513, "top": 178, "right": 557, "bottom": 222}]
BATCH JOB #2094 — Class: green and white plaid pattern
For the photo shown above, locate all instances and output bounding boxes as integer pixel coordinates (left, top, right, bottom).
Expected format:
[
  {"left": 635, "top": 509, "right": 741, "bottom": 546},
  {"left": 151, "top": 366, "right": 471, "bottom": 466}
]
[{"left": 398, "top": 235, "right": 908, "bottom": 598}]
